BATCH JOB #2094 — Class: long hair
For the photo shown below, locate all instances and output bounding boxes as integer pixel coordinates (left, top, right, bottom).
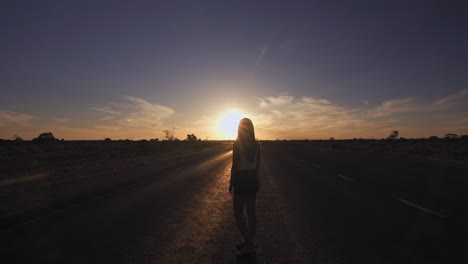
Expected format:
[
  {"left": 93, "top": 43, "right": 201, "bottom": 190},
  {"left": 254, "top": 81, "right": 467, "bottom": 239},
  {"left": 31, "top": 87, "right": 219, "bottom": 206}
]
[{"left": 236, "top": 118, "right": 257, "bottom": 162}]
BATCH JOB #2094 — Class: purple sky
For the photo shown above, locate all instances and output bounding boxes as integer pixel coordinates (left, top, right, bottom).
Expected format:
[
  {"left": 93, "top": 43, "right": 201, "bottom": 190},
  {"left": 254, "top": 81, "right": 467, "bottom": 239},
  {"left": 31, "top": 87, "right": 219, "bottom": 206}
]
[{"left": 1, "top": 0, "right": 468, "bottom": 139}]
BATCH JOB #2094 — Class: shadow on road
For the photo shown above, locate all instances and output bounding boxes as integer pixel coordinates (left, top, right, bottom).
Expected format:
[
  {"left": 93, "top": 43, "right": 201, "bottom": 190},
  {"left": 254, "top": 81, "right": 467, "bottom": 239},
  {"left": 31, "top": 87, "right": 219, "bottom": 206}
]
[{"left": 236, "top": 254, "right": 257, "bottom": 264}]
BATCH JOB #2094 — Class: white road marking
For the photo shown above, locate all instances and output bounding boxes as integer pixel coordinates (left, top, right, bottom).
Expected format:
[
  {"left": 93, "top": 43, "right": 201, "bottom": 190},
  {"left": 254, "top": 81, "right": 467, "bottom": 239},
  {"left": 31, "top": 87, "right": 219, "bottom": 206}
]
[
  {"left": 338, "top": 174, "right": 353, "bottom": 181},
  {"left": 395, "top": 198, "right": 448, "bottom": 219},
  {"left": 313, "top": 164, "right": 321, "bottom": 168}
]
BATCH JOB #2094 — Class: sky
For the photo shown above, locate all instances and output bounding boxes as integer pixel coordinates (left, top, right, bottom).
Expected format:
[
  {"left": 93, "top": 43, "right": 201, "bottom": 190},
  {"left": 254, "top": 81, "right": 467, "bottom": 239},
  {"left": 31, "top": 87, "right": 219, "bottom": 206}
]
[{"left": 1, "top": 0, "right": 468, "bottom": 140}]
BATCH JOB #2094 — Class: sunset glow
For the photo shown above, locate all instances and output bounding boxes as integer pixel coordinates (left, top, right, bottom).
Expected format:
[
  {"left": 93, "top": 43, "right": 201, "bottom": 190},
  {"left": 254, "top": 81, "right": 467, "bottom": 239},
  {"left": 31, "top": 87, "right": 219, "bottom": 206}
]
[
  {"left": 1, "top": 2, "right": 467, "bottom": 140},
  {"left": 2, "top": 3, "right": 468, "bottom": 263},
  {"left": 217, "top": 110, "right": 246, "bottom": 139}
]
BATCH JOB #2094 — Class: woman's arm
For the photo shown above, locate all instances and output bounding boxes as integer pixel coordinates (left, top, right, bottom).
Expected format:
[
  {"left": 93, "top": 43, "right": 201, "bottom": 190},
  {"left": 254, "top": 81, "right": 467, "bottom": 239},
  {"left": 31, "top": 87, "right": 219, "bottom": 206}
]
[
  {"left": 255, "top": 142, "right": 261, "bottom": 175},
  {"left": 229, "top": 142, "right": 238, "bottom": 192}
]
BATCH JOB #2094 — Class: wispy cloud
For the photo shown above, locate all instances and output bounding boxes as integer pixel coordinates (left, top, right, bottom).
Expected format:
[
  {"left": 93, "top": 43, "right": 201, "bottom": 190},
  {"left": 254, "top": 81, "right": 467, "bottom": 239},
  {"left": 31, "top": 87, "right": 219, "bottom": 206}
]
[
  {"left": 368, "top": 98, "right": 420, "bottom": 118},
  {"left": 55, "top": 118, "right": 70, "bottom": 123},
  {"left": 89, "top": 107, "right": 121, "bottom": 115},
  {"left": 3, "top": 90, "right": 466, "bottom": 140},
  {"left": 90, "top": 96, "right": 175, "bottom": 131},
  {"left": 256, "top": 44, "right": 270, "bottom": 68},
  {"left": 446, "top": 117, "right": 468, "bottom": 125},
  {"left": 0, "top": 111, "right": 36, "bottom": 126},
  {"left": 443, "top": 117, "right": 468, "bottom": 132},
  {"left": 368, "top": 89, "right": 468, "bottom": 117},
  {"left": 434, "top": 89, "right": 468, "bottom": 106},
  {"left": 253, "top": 93, "right": 396, "bottom": 139},
  {"left": 258, "top": 93, "right": 294, "bottom": 107},
  {"left": 97, "top": 116, "right": 116, "bottom": 122},
  {"left": 250, "top": 89, "right": 468, "bottom": 139},
  {"left": 18, "top": 96, "right": 178, "bottom": 140}
]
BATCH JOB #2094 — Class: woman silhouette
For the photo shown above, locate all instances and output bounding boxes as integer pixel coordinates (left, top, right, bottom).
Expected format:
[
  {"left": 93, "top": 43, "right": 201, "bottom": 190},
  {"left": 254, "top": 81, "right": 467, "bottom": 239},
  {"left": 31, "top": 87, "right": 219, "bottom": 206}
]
[{"left": 229, "top": 118, "right": 261, "bottom": 257}]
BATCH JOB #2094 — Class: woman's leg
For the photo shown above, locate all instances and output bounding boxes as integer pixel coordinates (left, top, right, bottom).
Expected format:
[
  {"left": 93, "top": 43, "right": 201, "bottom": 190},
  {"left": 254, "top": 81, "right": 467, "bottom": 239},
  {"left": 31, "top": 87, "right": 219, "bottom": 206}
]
[
  {"left": 244, "top": 194, "right": 257, "bottom": 250},
  {"left": 233, "top": 194, "right": 248, "bottom": 241}
]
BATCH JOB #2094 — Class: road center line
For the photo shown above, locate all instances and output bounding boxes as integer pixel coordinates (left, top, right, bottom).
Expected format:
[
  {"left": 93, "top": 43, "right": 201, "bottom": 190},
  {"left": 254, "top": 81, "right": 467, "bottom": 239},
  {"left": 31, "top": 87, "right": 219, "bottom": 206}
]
[
  {"left": 338, "top": 174, "right": 353, "bottom": 181},
  {"left": 312, "top": 164, "right": 321, "bottom": 168},
  {"left": 394, "top": 198, "right": 448, "bottom": 219}
]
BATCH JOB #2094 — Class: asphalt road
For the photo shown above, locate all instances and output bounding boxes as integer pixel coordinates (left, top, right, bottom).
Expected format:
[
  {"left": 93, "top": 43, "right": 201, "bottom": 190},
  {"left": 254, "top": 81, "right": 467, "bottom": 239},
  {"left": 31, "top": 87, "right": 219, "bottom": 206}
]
[{"left": 2, "top": 142, "right": 467, "bottom": 263}]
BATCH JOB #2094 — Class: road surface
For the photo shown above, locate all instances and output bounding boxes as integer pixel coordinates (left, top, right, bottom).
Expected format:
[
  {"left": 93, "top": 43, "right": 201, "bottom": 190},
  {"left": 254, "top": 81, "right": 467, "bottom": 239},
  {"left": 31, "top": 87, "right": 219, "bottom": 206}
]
[{"left": 2, "top": 142, "right": 467, "bottom": 263}]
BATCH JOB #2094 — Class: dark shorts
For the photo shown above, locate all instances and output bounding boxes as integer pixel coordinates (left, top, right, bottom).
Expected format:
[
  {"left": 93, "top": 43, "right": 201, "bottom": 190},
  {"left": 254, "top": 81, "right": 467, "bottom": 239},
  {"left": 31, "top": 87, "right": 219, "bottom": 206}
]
[{"left": 234, "top": 169, "right": 259, "bottom": 195}]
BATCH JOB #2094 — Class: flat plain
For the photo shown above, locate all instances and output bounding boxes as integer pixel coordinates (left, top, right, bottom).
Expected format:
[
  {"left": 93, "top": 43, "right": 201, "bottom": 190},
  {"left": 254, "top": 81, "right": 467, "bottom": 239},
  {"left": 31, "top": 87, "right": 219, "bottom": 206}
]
[{"left": 1, "top": 140, "right": 467, "bottom": 263}]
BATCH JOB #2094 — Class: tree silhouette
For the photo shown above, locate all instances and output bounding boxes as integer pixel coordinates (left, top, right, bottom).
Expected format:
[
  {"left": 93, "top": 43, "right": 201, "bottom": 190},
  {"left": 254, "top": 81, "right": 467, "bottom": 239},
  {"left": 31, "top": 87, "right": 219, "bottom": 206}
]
[
  {"left": 32, "top": 132, "right": 58, "bottom": 142},
  {"left": 163, "top": 127, "right": 176, "bottom": 141},
  {"left": 185, "top": 134, "right": 198, "bottom": 142},
  {"left": 444, "top": 133, "right": 458, "bottom": 139},
  {"left": 387, "top": 130, "right": 399, "bottom": 140},
  {"left": 12, "top": 134, "right": 23, "bottom": 141}
]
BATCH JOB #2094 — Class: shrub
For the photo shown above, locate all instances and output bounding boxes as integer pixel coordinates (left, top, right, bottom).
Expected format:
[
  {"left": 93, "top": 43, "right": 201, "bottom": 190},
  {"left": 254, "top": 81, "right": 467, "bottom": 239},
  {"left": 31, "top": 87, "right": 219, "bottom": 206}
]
[
  {"left": 185, "top": 134, "right": 198, "bottom": 142},
  {"left": 32, "top": 132, "right": 59, "bottom": 142},
  {"left": 387, "top": 130, "right": 399, "bottom": 140},
  {"left": 12, "top": 135, "right": 24, "bottom": 141},
  {"left": 444, "top": 133, "right": 458, "bottom": 139}
]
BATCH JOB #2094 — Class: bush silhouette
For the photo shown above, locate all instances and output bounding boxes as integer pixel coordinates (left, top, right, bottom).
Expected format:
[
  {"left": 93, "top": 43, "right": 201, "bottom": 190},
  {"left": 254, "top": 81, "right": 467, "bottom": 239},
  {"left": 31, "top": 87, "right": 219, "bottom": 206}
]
[
  {"left": 12, "top": 135, "right": 24, "bottom": 141},
  {"left": 387, "top": 130, "right": 399, "bottom": 140},
  {"left": 444, "top": 133, "right": 458, "bottom": 139},
  {"left": 32, "top": 132, "right": 59, "bottom": 142},
  {"left": 163, "top": 127, "right": 177, "bottom": 141},
  {"left": 185, "top": 134, "right": 198, "bottom": 142}
]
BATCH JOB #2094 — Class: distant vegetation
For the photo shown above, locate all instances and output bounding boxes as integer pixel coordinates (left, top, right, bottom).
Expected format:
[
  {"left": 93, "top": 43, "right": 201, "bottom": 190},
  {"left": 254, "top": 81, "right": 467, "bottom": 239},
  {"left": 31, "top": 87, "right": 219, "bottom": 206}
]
[
  {"left": 185, "top": 134, "right": 199, "bottom": 142},
  {"left": 387, "top": 130, "right": 399, "bottom": 140},
  {"left": 0, "top": 130, "right": 467, "bottom": 163},
  {"left": 272, "top": 134, "right": 468, "bottom": 162},
  {"left": 32, "top": 132, "right": 59, "bottom": 142},
  {"left": 12, "top": 135, "right": 23, "bottom": 141},
  {"left": 445, "top": 133, "right": 459, "bottom": 139},
  {"left": 163, "top": 127, "right": 177, "bottom": 141},
  {"left": 0, "top": 138, "right": 231, "bottom": 176}
]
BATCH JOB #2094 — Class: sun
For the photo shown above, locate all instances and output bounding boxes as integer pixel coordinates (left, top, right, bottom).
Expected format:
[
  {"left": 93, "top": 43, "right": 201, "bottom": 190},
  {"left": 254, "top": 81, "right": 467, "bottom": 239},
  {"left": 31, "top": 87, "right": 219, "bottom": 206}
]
[{"left": 217, "top": 109, "right": 246, "bottom": 139}]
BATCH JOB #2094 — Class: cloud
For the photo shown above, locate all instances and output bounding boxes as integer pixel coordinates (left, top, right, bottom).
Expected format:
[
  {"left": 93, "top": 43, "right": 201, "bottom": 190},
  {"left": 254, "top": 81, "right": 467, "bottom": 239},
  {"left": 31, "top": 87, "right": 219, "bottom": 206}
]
[
  {"left": 434, "top": 89, "right": 468, "bottom": 106},
  {"left": 368, "top": 89, "right": 468, "bottom": 117},
  {"left": 55, "top": 118, "right": 70, "bottom": 123},
  {"left": 97, "top": 116, "right": 115, "bottom": 122},
  {"left": 20, "top": 97, "right": 177, "bottom": 140},
  {"left": 368, "top": 98, "right": 420, "bottom": 118},
  {"left": 0, "top": 111, "right": 36, "bottom": 126},
  {"left": 446, "top": 117, "right": 468, "bottom": 125},
  {"left": 251, "top": 93, "right": 398, "bottom": 139},
  {"left": 89, "top": 107, "right": 121, "bottom": 115},
  {"left": 255, "top": 44, "right": 270, "bottom": 68},
  {"left": 252, "top": 89, "right": 468, "bottom": 139},
  {"left": 90, "top": 96, "right": 175, "bottom": 131},
  {"left": 3, "top": 90, "right": 467, "bottom": 140},
  {"left": 442, "top": 117, "right": 468, "bottom": 133},
  {"left": 258, "top": 93, "right": 294, "bottom": 107}
]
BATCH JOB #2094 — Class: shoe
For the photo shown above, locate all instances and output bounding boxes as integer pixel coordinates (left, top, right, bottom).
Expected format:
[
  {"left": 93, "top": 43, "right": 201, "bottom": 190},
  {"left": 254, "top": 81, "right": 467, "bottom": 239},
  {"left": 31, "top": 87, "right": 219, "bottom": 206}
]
[{"left": 236, "top": 246, "right": 256, "bottom": 258}]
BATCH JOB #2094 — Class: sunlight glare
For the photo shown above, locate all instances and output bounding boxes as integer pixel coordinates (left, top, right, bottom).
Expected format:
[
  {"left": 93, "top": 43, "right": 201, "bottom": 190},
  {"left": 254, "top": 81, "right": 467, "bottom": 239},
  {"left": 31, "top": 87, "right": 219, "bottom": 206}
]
[{"left": 217, "top": 110, "right": 246, "bottom": 139}]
